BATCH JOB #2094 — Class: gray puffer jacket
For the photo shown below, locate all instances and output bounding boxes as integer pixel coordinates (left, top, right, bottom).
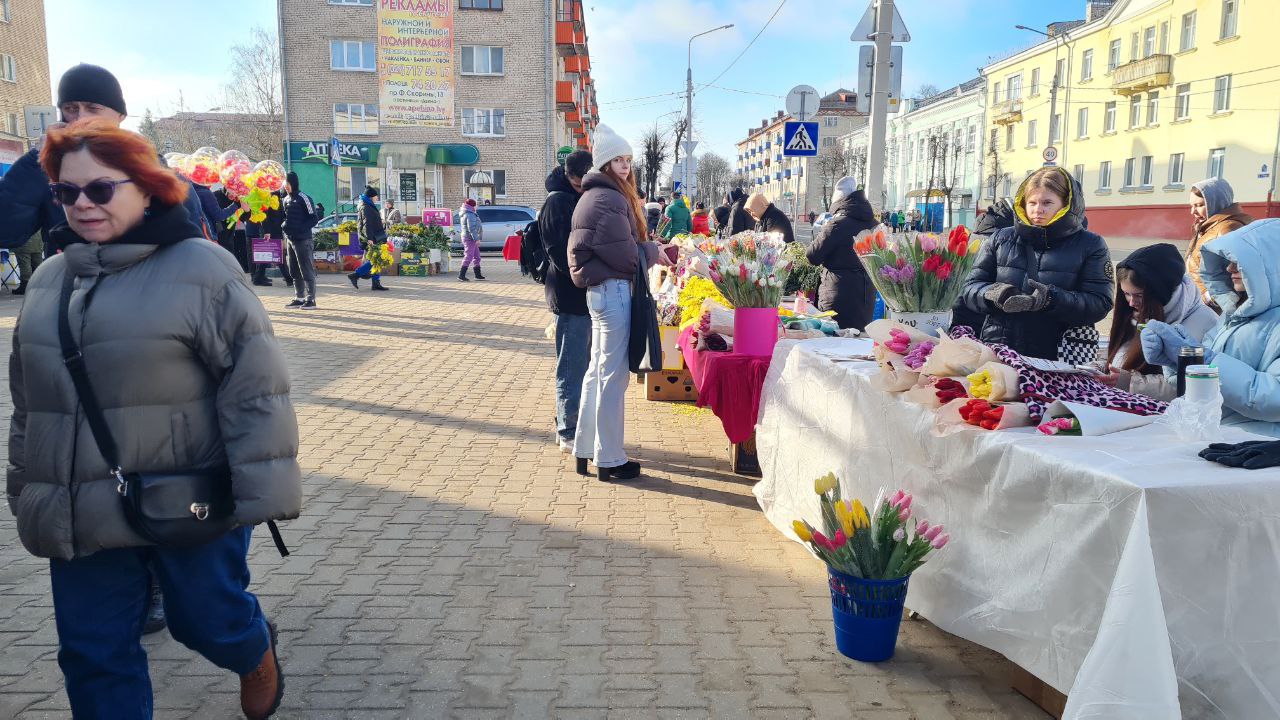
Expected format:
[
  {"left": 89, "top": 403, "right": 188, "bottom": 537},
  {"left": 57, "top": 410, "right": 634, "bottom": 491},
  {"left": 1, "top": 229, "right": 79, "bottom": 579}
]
[{"left": 7, "top": 204, "right": 302, "bottom": 560}]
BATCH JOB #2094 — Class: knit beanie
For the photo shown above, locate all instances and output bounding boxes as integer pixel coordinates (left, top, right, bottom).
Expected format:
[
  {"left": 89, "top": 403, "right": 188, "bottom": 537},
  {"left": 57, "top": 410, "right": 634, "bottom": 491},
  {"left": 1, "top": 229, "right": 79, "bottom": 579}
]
[
  {"left": 364, "top": 185, "right": 379, "bottom": 198},
  {"left": 1117, "top": 243, "right": 1185, "bottom": 306},
  {"left": 745, "top": 192, "right": 769, "bottom": 217},
  {"left": 57, "top": 64, "right": 127, "bottom": 116},
  {"left": 831, "top": 176, "right": 859, "bottom": 207},
  {"left": 465, "top": 198, "right": 477, "bottom": 207},
  {"left": 590, "top": 124, "right": 633, "bottom": 170}
]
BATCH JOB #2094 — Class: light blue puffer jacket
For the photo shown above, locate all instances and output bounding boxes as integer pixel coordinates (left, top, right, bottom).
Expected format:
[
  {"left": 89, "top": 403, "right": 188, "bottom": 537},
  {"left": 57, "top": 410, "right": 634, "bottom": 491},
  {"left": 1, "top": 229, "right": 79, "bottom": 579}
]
[{"left": 1200, "top": 219, "right": 1280, "bottom": 436}]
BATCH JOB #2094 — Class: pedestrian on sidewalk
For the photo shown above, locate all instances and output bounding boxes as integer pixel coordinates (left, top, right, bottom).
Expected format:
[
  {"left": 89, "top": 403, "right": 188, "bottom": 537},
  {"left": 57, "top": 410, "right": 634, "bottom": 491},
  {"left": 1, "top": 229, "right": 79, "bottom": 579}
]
[
  {"left": 644, "top": 194, "right": 663, "bottom": 236},
  {"left": 382, "top": 198, "right": 403, "bottom": 226},
  {"left": 283, "top": 172, "right": 320, "bottom": 308},
  {"left": 661, "top": 190, "right": 692, "bottom": 239},
  {"left": 458, "top": 198, "right": 485, "bottom": 281},
  {"left": 12, "top": 232, "right": 43, "bottom": 295},
  {"left": 691, "top": 202, "right": 712, "bottom": 236},
  {"left": 806, "top": 177, "right": 877, "bottom": 331},
  {"left": 350, "top": 185, "right": 392, "bottom": 291},
  {"left": 540, "top": 150, "right": 594, "bottom": 453},
  {"left": 247, "top": 189, "right": 290, "bottom": 287},
  {"left": 1188, "top": 177, "right": 1252, "bottom": 310},
  {"left": 12, "top": 119, "right": 301, "bottom": 720},
  {"left": 712, "top": 196, "right": 731, "bottom": 235},
  {"left": 745, "top": 192, "right": 796, "bottom": 243},
  {"left": 567, "top": 124, "right": 664, "bottom": 482}
]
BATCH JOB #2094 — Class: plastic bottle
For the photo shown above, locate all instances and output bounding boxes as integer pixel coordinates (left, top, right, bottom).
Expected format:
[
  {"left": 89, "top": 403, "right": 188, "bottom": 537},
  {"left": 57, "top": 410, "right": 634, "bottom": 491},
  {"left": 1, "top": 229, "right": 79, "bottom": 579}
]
[
  {"left": 1165, "top": 364, "right": 1222, "bottom": 441},
  {"left": 873, "top": 293, "right": 885, "bottom": 321}
]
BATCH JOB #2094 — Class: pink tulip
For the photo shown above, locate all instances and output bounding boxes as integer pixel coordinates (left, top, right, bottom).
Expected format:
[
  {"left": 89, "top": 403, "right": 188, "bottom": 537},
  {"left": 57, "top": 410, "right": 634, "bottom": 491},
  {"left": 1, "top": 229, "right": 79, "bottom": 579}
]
[
  {"left": 931, "top": 533, "right": 950, "bottom": 550},
  {"left": 923, "top": 524, "right": 943, "bottom": 542},
  {"left": 919, "top": 234, "right": 939, "bottom": 253},
  {"left": 812, "top": 530, "right": 833, "bottom": 551},
  {"left": 889, "top": 490, "right": 904, "bottom": 506},
  {"left": 832, "top": 529, "right": 848, "bottom": 548},
  {"left": 916, "top": 520, "right": 931, "bottom": 536},
  {"left": 899, "top": 494, "right": 913, "bottom": 511},
  {"left": 898, "top": 506, "right": 911, "bottom": 523}
]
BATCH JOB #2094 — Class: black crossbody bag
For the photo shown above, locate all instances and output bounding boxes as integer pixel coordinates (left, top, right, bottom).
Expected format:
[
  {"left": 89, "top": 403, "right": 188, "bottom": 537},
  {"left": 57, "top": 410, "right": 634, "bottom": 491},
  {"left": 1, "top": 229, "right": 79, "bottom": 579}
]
[
  {"left": 58, "top": 271, "right": 288, "bottom": 554},
  {"left": 628, "top": 253, "right": 663, "bottom": 374}
]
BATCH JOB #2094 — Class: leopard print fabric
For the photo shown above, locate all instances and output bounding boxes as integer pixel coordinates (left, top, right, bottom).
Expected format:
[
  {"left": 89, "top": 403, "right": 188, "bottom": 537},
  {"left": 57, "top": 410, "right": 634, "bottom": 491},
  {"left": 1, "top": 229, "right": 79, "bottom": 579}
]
[{"left": 950, "top": 326, "right": 1168, "bottom": 421}]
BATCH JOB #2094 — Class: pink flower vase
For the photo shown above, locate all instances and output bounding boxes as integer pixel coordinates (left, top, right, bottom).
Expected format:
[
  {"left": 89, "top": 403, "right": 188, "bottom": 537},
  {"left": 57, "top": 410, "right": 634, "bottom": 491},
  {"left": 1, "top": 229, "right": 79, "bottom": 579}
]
[{"left": 733, "top": 307, "right": 780, "bottom": 357}]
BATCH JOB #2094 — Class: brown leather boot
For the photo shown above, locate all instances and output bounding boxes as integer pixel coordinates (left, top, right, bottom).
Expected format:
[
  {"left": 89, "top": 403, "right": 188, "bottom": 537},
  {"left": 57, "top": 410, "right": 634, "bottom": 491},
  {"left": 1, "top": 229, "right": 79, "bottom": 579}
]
[{"left": 241, "top": 623, "right": 284, "bottom": 720}]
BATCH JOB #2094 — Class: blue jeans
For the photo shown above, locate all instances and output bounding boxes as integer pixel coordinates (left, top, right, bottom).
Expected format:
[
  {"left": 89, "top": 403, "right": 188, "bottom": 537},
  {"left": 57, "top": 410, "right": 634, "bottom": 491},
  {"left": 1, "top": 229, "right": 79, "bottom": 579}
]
[
  {"left": 49, "top": 527, "right": 269, "bottom": 719},
  {"left": 574, "top": 278, "right": 632, "bottom": 468},
  {"left": 555, "top": 313, "right": 592, "bottom": 442},
  {"left": 353, "top": 260, "right": 380, "bottom": 280}
]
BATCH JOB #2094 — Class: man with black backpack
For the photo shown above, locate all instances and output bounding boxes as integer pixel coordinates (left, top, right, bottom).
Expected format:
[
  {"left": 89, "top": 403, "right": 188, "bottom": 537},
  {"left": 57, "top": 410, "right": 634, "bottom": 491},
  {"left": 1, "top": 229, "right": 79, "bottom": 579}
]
[{"left": 538, "top": 150, "right": 593, "bottom": 452}]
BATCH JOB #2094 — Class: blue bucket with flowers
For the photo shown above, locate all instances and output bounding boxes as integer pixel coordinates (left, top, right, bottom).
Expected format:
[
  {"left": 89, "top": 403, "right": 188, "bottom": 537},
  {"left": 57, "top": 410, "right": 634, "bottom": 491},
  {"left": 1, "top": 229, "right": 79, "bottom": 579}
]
[{"left": 794, "top": 475, "right": 951, "bottom": 663}]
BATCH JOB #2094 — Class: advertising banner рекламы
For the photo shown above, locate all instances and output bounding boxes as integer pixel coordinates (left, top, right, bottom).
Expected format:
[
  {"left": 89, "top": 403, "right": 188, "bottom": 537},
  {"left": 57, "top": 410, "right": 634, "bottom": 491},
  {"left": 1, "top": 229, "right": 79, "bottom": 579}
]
[{"left": 378, "top": 0, "right": 455, "bottom": 128}]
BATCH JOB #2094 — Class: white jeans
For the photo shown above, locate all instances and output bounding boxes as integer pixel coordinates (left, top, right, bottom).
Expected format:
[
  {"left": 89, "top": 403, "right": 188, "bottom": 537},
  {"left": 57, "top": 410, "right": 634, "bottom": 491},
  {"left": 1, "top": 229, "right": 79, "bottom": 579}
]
[{"left": 574, "top": 278, "right": 632, "bottom": 468}]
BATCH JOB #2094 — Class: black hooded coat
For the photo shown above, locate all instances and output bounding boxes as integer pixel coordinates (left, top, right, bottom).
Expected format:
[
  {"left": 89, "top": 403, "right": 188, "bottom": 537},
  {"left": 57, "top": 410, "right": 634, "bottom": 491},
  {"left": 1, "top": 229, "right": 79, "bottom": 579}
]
[
  {"left": 538, "top": 166, "right": 586, "bottom": 315},
  {"left": 805, "top": 190, "right": 877, "bottom": 330}
]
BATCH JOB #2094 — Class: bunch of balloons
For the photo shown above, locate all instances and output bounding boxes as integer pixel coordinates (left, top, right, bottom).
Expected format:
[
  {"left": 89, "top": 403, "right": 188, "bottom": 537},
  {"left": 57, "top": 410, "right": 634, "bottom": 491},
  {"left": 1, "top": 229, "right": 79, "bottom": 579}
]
[{"left": 165, "top": 147, "right": 287, "bottom": 226}]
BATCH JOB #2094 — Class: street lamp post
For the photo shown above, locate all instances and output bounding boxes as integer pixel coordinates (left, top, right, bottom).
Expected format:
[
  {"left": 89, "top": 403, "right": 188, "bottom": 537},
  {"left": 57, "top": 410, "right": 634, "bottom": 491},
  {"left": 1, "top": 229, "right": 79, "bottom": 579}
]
[{"left": 686, "top": 24, "right": 734, "bottom": 200}]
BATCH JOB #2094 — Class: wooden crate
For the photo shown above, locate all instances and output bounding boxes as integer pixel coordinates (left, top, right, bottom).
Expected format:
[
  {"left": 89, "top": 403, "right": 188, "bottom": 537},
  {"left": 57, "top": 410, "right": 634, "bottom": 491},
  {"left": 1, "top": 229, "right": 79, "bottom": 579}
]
[{"left": 645, "top": 370, "right": 697, "bottom": 402}]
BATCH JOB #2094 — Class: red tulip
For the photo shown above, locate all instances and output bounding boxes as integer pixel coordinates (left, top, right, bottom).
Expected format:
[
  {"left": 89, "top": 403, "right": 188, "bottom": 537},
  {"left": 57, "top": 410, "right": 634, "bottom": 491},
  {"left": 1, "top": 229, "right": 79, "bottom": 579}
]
[{"left": 936, "top": 261, "right": 953, "bottom": 281}]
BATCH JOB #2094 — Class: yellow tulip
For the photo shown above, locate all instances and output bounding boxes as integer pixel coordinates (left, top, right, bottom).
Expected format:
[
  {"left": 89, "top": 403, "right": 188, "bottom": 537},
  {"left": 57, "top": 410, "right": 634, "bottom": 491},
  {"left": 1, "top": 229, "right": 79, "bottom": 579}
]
[
  {"left": 836, "top": 501, "right": 855, "bottom": 537},
  {"left": 968, "top": 237, "right": 982, "bottom": 255},
  {"left": 814, "top": 472, "right": 838, "bottom": 496},
  {"left": 852, "top": 499, "right": 870, "bottom": 530},
  {"left": 792, "top": 520, "right": 813, "bottom": 542}
]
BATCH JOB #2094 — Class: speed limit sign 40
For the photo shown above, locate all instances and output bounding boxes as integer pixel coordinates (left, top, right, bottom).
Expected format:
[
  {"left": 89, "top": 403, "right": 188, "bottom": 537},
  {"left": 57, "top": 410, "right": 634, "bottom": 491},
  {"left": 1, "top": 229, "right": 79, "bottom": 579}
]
[{"left": 1042, "top": 146, "right": 1059, "bottom": 164}]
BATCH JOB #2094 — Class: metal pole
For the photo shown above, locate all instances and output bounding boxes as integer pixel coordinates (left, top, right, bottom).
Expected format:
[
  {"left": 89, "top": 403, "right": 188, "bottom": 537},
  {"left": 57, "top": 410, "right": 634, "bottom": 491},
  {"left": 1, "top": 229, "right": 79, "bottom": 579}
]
[
  {"left": 686, "top": 51, "right": 693, "bottom": 198},
  {"left": 863, "top": 0, "right": 895, "bottom": 209},
  {"left": 277, "top": 0, "right": 292, "bottom": 170}
]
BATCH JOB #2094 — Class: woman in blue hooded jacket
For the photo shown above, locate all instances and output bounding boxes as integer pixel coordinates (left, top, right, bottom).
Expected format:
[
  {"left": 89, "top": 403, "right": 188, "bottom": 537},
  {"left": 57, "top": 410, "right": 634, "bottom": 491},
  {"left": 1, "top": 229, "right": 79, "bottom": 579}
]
[{"left": 1142, "top": 219, "right": 1280, "bottom": 436}]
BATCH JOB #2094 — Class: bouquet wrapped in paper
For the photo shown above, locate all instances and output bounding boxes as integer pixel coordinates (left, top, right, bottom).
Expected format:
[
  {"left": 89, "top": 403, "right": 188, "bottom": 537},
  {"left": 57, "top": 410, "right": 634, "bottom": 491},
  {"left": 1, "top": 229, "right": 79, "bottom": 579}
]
[
  {"left": 698, "top": 231, "right": 793, "bottom": 309},
  {"left": 855, "top": 225, "right": 981, "bottom": 313}
]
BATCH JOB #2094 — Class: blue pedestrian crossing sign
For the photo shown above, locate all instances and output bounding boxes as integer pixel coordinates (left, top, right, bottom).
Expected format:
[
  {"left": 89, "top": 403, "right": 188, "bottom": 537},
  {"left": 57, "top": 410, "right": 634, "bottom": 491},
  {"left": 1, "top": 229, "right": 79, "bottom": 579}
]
[{"left": 783, "top": 122, "right": 819, "bottom": 157}]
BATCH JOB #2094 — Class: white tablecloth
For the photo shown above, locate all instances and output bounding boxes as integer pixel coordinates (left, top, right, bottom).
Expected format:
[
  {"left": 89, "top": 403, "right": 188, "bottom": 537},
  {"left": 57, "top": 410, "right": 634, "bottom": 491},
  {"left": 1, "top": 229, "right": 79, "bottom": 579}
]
[{"left": 753, "top": 338, "right": 1280, "bottom": 720}]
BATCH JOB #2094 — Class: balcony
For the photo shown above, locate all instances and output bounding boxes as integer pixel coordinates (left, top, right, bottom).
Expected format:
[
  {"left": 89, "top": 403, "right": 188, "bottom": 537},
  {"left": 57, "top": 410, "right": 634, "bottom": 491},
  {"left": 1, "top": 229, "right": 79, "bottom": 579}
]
[
  {"left": 555, "top": 21, "right": 576, "bottom": 56},
  {"left": 556, "top": 81, "right": 576, "bottom": 111},
  {"left": 991, "top": 98, "right": 1023, "bottom": 125},
  {"left": 564, "top": 55, "right": 590, "bottom": 74},
  {"left": 1113, "top": 54, "right": 1173, "bottom": 96}
]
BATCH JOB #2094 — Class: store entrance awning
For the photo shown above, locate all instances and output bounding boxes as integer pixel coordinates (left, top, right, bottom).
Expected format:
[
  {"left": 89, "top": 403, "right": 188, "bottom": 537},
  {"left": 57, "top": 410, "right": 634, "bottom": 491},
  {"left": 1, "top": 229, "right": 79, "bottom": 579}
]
[{"left": 426, "top": 144, "right": 480, "bottom": 166}]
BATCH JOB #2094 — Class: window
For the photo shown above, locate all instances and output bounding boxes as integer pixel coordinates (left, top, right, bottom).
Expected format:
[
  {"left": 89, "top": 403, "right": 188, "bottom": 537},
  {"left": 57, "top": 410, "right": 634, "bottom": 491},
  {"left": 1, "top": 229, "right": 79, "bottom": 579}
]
[
  {"left": 991, "top": 83, "right": 1001, "bottom": 103},
  {"left": 333, "top": 103, "right": 378, "bottom": 135},
  {"left": 1003, "top": 176, "right": 1013, "bottom": 197},
  {"left": 1208, "top": 147, "right": 1226, "bottom": 179},
  {"left": 1, "top": 0, "right": 9, "bottom": 22},
  {"left": 1099, "top": 161, "right": 1112, "bottom": 190},
  {"left": 1006, "top": 125, "right": 1014, "bottom": 151},
  {"left": 1124, "top": 157, "right": 1136, "bottom": 187},
  {"left": 462, "top": 107, "right": 506, "bottom": 137},
  {"left": 1169, "top": 153, "right": 1185, "bottom": 185},
  {"left": 0, "top": 53, "right": 14, "bottom": 83},
  {"left": 822, "top": 136, "right": 836, "bottom": 147},
  {"left": 1031, "top": 68, "right": 1041, "bottom": 96},
  {"left": 1160, "top": 21, "right": 1170, "bottom": 54},
  {"left": 329, "top": 0, "right": 372, "bottom": 4},
  {"left": 1050, "top": 114, "right": 1062, "bottom": 144},
  {"left": 337, "top": 167, "right": 378, "bottom": 205},
  {"left": 989, "top": 128, "right": 998, "bottom": 152},
  {"left": 1104, "top": 101, "right": 1117, "bottom": 133},
  {"left": 5, "top": 112, "right": 17, "bottom": 135},
  {"left": 1129, "top": 95, "right": 1142, "bottom": 128},
  {"left": 1081, "top": 49, "right": 1093, "bottom": 81},
  {"left": 1147, "top": 91, "right": 1160, "bottom": 125},
  {"left": 823, "top": 116, "right": 839, "bottom": 127},
  {"left": 1220, "top": 0, "right": 1238, "bottom": 39},
  {"left": 1056, "top": 58, "right": 1067, "bottom": 87},
  {"left": 465, "top": 169, "right": 508, "bottom": 197},
  {"left": 1073, "top": 164, "right": 1085, "bottom": 184},
  {"left": 1130, "top": 32, "right": 1139, "bottom": 62},
  {"left": 1214, "top": 75, "right": 1232, "bottom": 113},
  {"left": 1140, "top": 155, "right": 1154, "bottom": 186},
  {"left": 1108, "top": 39, "right": 1121, "bottom": 71},
  {"left": 330, "top": 40, "right": 376, "bottom": 71},
  {"left": 460, "top": 0, "right": 503, "bottom": 7},
  {"left": 1027, "top": 119, "right": 1038, "bottom": 147},
  {"left": 1180, "top": 12, "right": 1197, "bottom": 51},
  {"left": 1143, "top": 26, "right": 1156, "bottom": 57},
  {"left": 967, "top": 126, "right": 977, "bottom": 152},
  {"left": 1175, "top": 83, "right": 1191, "bottom": 119},
  {"left": 1007, "top": 74, "right": 1023, "bottom": 100},
  {"left": 461, "top": 45, "right": 504, "bottom": 75},
  {"left": 1077, "top": 107, "right": 1089, "bottom": 138}
]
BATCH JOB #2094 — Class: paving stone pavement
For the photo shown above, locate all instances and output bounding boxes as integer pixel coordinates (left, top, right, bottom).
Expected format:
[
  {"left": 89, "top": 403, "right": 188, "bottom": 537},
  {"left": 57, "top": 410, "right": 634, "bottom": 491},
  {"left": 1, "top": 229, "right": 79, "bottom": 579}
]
[{"left": 0, "top": 262, "right": 1046, "bottom": 719}]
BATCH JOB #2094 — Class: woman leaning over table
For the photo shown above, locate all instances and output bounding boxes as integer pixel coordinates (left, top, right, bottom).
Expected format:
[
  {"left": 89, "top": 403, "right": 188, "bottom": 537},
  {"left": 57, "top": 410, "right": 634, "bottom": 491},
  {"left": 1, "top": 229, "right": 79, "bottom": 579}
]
[
  {"left": 567, "top": 124, "right": 664, "bottom": 482},
  {"left": 1142, "top": 219, "right": 1280, "bottom": 436},
  {"left": 1098, "top": 243, "right": 1218, "bottom": 401},
  {"left": 7, "top": 119, "right": 301, "bottom": 719}
]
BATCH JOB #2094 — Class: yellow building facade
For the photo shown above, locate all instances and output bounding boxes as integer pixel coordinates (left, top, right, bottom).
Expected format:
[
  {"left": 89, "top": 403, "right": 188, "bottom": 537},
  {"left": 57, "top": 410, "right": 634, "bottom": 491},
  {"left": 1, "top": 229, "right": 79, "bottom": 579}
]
[{"left": 981, "top": 0, "right": 1279, "bottom": 241}]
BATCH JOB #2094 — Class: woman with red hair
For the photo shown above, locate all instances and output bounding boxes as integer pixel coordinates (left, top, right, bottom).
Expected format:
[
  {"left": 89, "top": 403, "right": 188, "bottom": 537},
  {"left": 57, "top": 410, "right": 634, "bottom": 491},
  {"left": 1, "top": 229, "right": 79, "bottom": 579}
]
[{"left": 7, "top": 119, "right": 301, "bottom": 719}]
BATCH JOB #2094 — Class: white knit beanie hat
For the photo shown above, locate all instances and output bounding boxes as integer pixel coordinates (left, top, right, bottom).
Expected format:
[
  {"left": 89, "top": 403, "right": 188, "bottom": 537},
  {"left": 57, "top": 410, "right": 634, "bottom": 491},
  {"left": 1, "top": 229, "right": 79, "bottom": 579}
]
[
  {"left": 831, "top": 175, "right": 859, "bottom": 206},
  {"left": 591, "top": 124, "right": 633, "bottom": 170}
]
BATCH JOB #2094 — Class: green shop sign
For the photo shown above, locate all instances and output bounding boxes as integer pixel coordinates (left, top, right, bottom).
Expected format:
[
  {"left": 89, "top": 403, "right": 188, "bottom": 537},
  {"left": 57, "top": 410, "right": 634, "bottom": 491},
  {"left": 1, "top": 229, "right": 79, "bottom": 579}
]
[
  {"left": 557, "top": 146, "right": 573, "bottom": 166},
  {"left": 288, "top": 141, "right": 379, "bottom": 166}
]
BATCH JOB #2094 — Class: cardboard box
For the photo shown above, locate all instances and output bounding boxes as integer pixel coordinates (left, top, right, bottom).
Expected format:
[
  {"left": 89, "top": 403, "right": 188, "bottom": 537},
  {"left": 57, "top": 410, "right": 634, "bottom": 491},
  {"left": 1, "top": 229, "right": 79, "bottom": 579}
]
[
  {"left": 645, "top": 370, "right": 697, "bottom": 402},
  {"left": 400, "top": 263, "right": 428, "bottom": 277},
  {"left": 660, "top": 326, "right": 683, "bottom": 370}
]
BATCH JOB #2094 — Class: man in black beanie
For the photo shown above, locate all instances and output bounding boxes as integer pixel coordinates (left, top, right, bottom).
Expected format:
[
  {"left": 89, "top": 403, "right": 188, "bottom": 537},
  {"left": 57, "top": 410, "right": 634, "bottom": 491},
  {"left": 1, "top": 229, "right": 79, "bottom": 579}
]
[{"left": 0, "top": 63, "right": 207, "bottom": 250}]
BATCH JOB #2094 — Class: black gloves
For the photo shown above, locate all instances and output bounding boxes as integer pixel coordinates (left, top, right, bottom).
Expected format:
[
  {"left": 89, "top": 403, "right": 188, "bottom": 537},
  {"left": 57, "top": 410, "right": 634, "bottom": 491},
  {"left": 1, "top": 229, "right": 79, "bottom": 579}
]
[
  {"left": 1199, "top": 440, "right": 1280, "bottom": 470},
  {"left": 1001, "top": 279, "right": 1053, "bottom": 313}
]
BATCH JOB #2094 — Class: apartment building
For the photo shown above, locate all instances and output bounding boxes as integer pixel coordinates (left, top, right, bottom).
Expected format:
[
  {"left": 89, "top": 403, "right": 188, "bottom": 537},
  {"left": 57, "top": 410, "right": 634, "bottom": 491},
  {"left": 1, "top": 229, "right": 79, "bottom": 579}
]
[
  {"left": 843, "top": 78, "right": 987, "bottom": 229},
  {"left": 0, "top": 0, "right": 52, "bottom": 175},
  {"left": 981, "top": 0, "right": 1279, "bottom": 240},
  {"left": 735, "top": 90, "right": 865, "bottom": 217},
  {"left": 278, "top": 0, "right": 597, "bottom": 219}
]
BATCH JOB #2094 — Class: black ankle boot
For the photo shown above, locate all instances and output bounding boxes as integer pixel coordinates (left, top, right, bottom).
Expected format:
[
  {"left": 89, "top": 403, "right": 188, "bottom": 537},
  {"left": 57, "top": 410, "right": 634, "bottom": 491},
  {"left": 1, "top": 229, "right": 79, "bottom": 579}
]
[
  {"left": 372, "top": 277, "right": 390, "bottom": 291},
  {"left": 473, "top": 267, "right": 486, "bottom": 280},
  {"left": 459, "top": 266, "right": 470, "bottom": 282},
  {"left": 597, "top": 461, "right": 641, "bottom": 482},
  {"left": 576, "top": 457, "right": 589, "bottom": 476},
  {"left": 347, "top": 272, "right": 359, "bottom": 289}
]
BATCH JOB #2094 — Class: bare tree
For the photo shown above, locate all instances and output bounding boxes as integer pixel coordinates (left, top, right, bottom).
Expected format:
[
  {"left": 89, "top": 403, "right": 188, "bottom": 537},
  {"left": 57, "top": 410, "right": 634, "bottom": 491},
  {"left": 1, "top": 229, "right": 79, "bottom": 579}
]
[
  {"left": 669, "top": 116, "right": 691, "bottom": 167},
  {"left": 915, "top": 84, "right": 942, "bottom": 99},
  {"left": 984, "top": 127, "right": 1009, "bottom": 205},
  {"left": 220, "top": 27, "right": 284, "bottom": 161},
  {"left": 640, "top": 124, "right": 668, "bottom": 200},
  {"left": 695, "top": 152, "right": 731, "bottom": 207},
  {"left": 816, "top": 142, "right": 856, "bottom": 210}
]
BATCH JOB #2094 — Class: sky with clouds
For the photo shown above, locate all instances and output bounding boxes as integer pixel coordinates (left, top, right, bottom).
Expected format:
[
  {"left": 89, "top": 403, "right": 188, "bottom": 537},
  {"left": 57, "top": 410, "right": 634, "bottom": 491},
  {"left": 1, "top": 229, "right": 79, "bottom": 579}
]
[{"left": 44, "top": 0, "right": 1080, "bottom": 160}]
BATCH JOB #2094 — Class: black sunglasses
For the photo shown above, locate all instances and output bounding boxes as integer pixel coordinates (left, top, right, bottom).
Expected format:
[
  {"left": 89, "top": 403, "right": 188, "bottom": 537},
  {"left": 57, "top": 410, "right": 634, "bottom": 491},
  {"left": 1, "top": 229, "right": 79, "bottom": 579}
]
[{"left": 49, "top": 179, "right": 134, "bottom": 206}]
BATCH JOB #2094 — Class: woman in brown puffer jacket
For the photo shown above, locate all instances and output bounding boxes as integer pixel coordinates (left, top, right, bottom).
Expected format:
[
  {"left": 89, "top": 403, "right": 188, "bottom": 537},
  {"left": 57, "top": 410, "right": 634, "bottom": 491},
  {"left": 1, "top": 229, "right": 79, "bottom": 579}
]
[
  {"left": 566, "top": 124, "right": 661, "bottom": 482},
  {"left": 1188, "top": 177, "right": 1252, "bottom": 308}
]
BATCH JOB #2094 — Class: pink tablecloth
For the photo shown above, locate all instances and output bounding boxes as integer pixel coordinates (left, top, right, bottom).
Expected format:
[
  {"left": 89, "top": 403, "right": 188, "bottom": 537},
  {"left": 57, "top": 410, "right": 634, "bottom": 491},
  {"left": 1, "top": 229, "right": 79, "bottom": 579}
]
[{"left": 678, "top": 326, "right": 772, "bottom": 444}]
